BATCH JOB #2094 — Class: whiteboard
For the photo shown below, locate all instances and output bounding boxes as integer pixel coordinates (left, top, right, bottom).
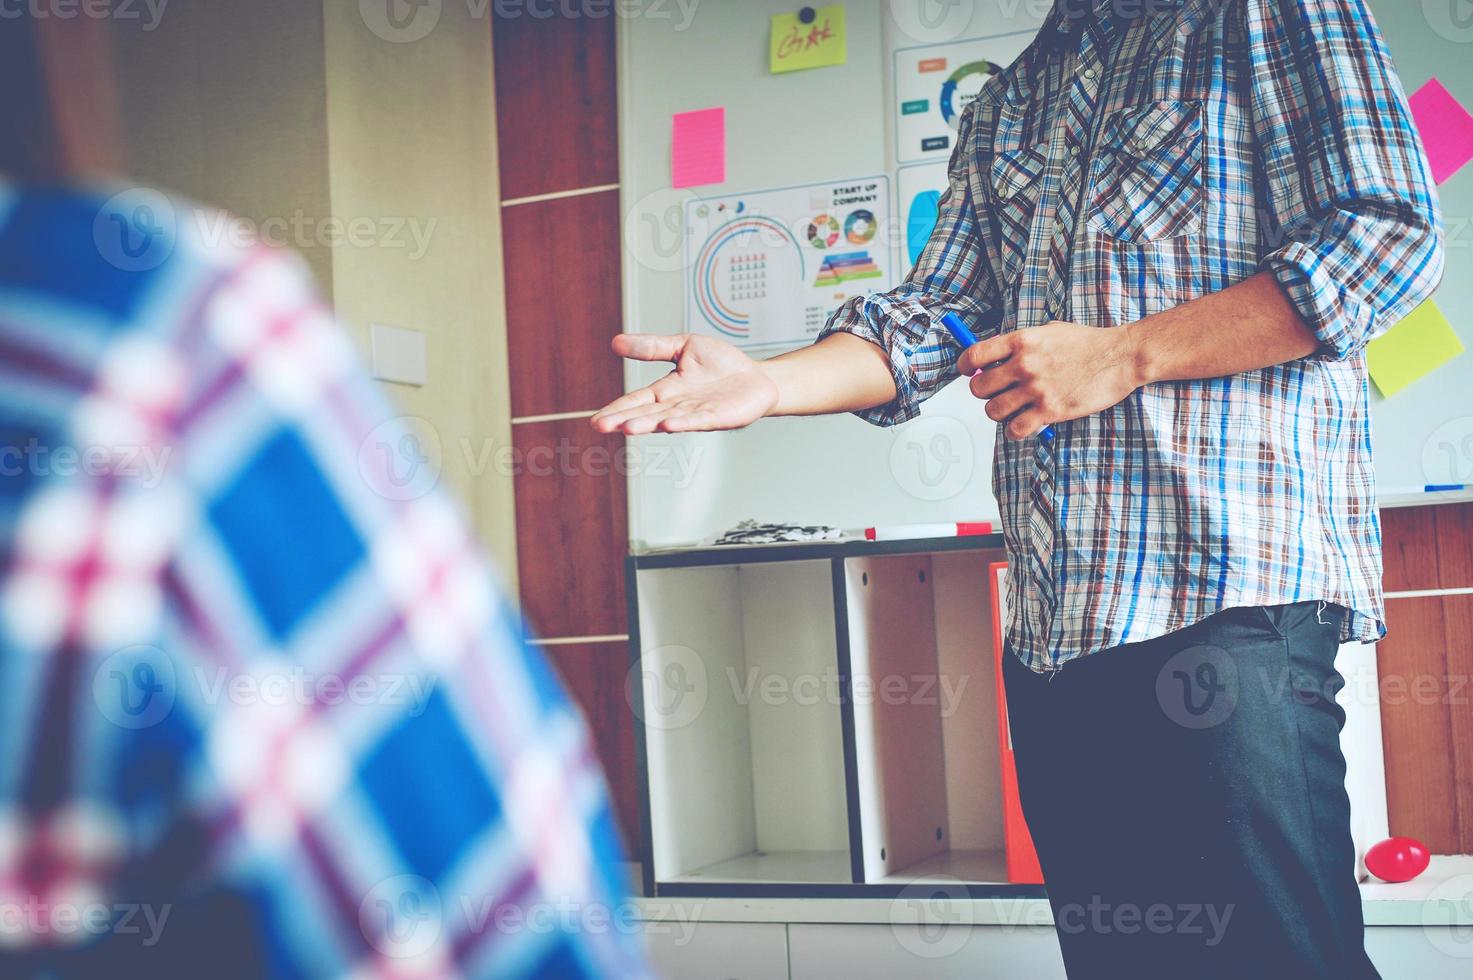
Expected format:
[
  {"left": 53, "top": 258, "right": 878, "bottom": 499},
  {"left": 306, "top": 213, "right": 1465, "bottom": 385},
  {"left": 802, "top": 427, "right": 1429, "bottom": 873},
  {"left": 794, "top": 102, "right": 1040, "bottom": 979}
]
[
  {"left": 618, "top": 0, "right": 1473, "bottom": 549},
  {"left": 1357, "top": 2, "right": 1473, "bottom": 501}
]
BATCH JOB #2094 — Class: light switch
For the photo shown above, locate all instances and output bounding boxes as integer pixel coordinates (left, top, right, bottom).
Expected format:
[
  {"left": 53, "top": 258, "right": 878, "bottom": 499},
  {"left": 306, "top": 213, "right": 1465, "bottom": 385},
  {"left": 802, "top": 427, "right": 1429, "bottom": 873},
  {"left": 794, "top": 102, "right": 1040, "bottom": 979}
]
[{"left": 370, "top": 323, "right": 427, "bottom": 387}]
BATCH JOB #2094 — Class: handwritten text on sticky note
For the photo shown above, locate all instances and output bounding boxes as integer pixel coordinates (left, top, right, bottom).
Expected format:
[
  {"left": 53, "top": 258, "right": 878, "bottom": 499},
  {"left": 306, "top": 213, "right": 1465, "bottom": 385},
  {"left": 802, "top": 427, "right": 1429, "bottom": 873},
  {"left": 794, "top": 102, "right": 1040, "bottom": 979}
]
[
  {"left": 671, "top": 107, "right": 725, "bottom": 189},
  {"left": 770, "top": 5, "right": 846, "bottom": 74}
]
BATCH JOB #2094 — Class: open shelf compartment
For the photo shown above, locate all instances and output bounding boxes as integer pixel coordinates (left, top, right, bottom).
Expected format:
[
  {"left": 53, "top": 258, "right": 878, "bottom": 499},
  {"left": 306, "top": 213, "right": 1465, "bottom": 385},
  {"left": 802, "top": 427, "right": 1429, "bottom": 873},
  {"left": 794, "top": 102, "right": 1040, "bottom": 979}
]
[
  {"left": 842, "top": 548, "right": 1013, "bottom": 885},
  {"left": 633, "top": 557, "right": 853, "bottom": 887}
]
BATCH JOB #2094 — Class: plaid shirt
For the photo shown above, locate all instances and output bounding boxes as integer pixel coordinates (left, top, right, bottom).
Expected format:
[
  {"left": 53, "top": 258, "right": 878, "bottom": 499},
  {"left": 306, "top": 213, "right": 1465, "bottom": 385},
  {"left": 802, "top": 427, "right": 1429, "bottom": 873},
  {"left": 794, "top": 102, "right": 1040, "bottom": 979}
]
[
  {"left": 0, "top": 185, "right": 651, "bottom": 978},
  {"left": 822, "top": 0, "right": 1444, "bottom": 671}
]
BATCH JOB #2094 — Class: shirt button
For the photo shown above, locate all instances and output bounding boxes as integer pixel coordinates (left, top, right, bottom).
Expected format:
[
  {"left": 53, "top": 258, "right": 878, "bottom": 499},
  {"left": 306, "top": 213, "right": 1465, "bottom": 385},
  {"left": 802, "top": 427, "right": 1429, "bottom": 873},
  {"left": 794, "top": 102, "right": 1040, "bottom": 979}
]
[
  {"left": 1083, "top": 68, "right": 1097, "bottom": 81},
  {"left": 1068, "top": 144, "right": 1081, "bottom": 158}
]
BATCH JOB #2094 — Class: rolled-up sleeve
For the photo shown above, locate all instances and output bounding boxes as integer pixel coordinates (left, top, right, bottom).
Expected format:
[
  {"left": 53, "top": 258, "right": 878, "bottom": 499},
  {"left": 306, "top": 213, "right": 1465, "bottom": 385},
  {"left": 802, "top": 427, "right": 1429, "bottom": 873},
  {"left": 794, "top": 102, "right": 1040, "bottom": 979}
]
[
  {"left": 818, "top": 100, "right": 1001, "bottom": 425},
  {"left": 1246, "top": 0, "right": 1445, "bottom": 361}
]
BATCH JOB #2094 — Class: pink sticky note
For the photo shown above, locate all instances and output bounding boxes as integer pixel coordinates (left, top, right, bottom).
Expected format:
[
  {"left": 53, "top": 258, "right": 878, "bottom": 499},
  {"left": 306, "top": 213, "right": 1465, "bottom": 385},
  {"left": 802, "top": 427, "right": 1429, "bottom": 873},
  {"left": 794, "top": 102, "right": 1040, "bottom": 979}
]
[
  {"left": 671, "top": 107, "right": 725, "bottom": 189},
  {"left": 1409, "top": 78, "right": 1473, "bottom": 185}
]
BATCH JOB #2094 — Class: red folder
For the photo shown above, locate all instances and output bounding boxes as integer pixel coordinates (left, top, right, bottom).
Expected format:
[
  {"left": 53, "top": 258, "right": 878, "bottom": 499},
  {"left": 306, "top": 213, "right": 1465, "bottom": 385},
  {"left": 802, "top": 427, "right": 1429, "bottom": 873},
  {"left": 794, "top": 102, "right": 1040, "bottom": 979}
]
[{"left": 989, "top": 561, "right": 1044, "bottom": 884}]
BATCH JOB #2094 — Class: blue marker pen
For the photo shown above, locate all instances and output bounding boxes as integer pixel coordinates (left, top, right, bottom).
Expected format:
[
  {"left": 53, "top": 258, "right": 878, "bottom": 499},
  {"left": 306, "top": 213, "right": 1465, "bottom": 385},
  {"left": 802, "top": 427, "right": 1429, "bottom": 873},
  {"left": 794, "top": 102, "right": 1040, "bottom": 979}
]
[{"left": 940, "top": 311, "right": 1056, "bottom": 443}]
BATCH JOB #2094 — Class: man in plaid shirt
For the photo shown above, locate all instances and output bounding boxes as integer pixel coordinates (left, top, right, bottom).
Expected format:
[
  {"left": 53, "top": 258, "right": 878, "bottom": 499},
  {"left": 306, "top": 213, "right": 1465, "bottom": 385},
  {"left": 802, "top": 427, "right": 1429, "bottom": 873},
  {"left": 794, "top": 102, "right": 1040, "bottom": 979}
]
[{"left": 597, "top": 0, "right": 1442, "bottom": 975}]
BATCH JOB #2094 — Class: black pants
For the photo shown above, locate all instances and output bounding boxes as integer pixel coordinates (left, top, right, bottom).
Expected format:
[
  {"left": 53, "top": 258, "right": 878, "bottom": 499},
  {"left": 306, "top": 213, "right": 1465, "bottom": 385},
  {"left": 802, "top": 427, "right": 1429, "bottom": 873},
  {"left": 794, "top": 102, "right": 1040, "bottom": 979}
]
[{"left": 1002, "top": 602, "right": 1380, "bottom": 979}]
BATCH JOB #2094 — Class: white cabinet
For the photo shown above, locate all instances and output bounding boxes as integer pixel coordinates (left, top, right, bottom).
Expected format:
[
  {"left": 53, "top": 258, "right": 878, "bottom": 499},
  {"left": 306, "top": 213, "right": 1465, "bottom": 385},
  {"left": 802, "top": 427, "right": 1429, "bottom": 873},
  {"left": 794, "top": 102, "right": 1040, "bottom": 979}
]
[
  {"left": 787, "top": 923, "right": 1066, "bottom": 980},
  {"left": 629, "top": 536, "right": 1032, "bottom": 897},
  {"left": 644, "top": 921, "right": 790, "bottom": 980}
]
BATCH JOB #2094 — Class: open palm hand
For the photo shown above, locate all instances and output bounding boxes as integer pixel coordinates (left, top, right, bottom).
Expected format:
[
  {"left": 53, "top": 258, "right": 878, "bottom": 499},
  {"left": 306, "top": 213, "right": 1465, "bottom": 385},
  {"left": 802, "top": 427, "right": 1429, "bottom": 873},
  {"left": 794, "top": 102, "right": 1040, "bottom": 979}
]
[{"left": 590, "top": 333, "right": 779, "bottom": 435}]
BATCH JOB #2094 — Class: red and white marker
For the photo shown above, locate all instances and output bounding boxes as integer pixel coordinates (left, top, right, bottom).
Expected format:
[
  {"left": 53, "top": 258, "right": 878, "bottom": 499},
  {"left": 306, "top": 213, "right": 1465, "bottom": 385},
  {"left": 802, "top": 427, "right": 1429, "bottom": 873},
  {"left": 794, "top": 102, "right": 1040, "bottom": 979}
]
[{"left": 864, "top": 522, "right": 993, "bottom": 541}]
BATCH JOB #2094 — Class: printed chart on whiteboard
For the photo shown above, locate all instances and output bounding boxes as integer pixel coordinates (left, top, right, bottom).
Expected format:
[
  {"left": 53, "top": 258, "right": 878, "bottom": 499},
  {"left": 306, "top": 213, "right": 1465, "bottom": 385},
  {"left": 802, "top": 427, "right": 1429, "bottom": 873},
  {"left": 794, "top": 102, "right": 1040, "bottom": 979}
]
[
  {"left": 894, "top": 31, "right": 1034, "bottom": 164},
  {"left": 896, "top": 161, "right": 948, "bottom": 269},
  {"left": 685, "top": 176, "right": 894, "bottom": 349}
]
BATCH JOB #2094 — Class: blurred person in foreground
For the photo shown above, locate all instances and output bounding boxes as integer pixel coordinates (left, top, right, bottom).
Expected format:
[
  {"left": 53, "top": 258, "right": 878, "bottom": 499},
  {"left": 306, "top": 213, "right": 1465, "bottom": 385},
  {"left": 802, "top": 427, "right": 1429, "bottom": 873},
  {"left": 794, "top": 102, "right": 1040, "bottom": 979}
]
[{"left": 0, "top": 16, "right": 651, "bottom": 979}]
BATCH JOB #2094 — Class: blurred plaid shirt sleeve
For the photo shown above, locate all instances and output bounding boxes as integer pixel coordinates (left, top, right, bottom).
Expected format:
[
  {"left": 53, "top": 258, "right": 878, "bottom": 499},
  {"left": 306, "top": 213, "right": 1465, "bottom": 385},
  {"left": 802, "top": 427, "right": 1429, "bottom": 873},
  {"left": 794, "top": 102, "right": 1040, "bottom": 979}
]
[{"left": 0, "top": 187, "right": 651, "bottom": 978}]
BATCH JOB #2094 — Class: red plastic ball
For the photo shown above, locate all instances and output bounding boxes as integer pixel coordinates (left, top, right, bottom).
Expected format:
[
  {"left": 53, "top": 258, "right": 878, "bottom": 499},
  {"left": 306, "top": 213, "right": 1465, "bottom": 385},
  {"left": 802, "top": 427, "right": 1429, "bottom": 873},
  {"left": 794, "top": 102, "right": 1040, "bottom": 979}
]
[{"left": 1365, "top": 836, "right": 1431, "bottom": 883}]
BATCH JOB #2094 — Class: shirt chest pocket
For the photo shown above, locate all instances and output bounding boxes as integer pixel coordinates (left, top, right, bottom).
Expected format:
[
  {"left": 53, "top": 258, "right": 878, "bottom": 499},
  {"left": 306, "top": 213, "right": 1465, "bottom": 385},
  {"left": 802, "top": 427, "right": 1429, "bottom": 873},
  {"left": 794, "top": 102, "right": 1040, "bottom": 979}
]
[
  {"left": 1087, "top": 99, "right": 1205, "bottom": 243},
  {"left": 989, "top": 141, "right": 1050, "bottom": 285}
]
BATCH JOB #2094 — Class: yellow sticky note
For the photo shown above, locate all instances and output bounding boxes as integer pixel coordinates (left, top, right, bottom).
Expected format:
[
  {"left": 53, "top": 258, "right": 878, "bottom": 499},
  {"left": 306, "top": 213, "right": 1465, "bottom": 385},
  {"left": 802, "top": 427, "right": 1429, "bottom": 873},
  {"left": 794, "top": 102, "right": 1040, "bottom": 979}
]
[
  {"left": 770, "top": 5, "right": 846, "bottom": 74},
  {"left": 1366, "top": 300, "right": 1465, "bottom": 397}
]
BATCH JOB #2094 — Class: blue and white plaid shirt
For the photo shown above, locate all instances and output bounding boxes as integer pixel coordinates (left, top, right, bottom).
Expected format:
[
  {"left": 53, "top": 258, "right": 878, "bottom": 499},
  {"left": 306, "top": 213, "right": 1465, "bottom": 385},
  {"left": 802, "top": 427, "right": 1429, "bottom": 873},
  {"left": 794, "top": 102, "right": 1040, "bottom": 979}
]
[
  {"left": 822, "top": 0, "right": 1445, "bottom": 671},
  {"left": 0, "top": 184, "right": 651, "bottom": 978}
]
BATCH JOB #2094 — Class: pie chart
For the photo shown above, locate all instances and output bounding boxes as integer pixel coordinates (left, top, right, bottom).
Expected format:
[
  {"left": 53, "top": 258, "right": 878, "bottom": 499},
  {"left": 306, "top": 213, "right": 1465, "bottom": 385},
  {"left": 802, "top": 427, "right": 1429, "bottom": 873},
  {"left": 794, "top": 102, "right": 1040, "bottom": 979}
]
[
  {"left": 807, "top": 213, "right": 840, "bottom": 249},
  {"left": 844, "top": 209, "right": 877, "bottom": 245},
  {"left": 939, "top": 59, "right": 1003, "bottom": 130}
]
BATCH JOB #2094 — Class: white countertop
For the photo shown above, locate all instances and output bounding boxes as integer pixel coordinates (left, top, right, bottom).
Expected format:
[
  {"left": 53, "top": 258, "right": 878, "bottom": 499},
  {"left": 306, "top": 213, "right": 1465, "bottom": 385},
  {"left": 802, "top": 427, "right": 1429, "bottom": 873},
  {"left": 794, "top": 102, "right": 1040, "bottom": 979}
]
[{"left": 631, "top": 856, "right": 1473, "bottom": 928}]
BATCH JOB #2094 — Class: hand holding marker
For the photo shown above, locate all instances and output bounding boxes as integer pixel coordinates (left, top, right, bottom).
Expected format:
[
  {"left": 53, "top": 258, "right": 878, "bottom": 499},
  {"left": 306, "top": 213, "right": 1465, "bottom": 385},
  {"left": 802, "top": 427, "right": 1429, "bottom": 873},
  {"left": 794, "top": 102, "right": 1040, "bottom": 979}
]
[{"left": 940, "top": 311, "right": 1056, "bottom": 443}]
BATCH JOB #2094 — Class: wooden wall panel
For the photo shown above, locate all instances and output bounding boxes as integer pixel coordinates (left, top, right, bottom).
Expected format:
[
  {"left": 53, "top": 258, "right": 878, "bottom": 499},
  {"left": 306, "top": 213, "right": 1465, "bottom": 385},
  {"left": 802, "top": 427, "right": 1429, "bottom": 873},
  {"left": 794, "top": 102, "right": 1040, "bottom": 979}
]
[
  {"left": 512, "top": 418, "right": 628, "bottom": 637},
  {"left": 1378, "top": 596, "right": 1463, "bottom": 851},
  {"left": 1447, "top": 596, "right": 1473, "bottom": 854},
  {"left": 1378, "top": 501, "right": 1473, "bottom": 854},
  {"left": 1434, "top": 505, "right": 1473, "bottom": 586},
  {"left": 545, "top": 641, "right": 642, "bottom": 853},
  {"left": 492, "top": 4, "right": 636, "bottom": 863},
  {"left": 502, "top": 190, "right": 625, "bottom": 418},
  {"left": 491, "top": 9, "right": 618, "bottom": 200},
  {"left": 1382, "top": 502, "right": 1473, "bottom": 592}
]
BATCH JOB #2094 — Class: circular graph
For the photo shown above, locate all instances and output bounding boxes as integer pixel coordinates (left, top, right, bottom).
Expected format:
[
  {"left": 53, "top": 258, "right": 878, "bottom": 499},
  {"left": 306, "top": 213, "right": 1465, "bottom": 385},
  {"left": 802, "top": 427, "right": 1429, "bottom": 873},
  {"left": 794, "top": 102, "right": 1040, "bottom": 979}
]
[
  {"left": 690, "top": 216, "right": 805, "bottom": 339},
  {"left": 939, "top": 60, "right": 1003, "bottom": 130},
  {"left": 807, "top": 213, "right": 840, "bottom": 249},
  {"left": 844, "top": 209, "right": 877, "bottom": 245}
]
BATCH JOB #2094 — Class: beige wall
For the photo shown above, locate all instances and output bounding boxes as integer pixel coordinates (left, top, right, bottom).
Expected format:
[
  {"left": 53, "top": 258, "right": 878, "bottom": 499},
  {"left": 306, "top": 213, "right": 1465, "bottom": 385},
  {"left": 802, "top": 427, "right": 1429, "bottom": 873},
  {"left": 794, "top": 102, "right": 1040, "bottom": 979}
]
[
  {"left": 110, "top": 0, "right": 335, "bottom": 291},
  {"left": 107, "top": 0, "right": 518, "bottom": 581},
  {"left": 319, "top": 2, "right": 516, "bottom": 581}
]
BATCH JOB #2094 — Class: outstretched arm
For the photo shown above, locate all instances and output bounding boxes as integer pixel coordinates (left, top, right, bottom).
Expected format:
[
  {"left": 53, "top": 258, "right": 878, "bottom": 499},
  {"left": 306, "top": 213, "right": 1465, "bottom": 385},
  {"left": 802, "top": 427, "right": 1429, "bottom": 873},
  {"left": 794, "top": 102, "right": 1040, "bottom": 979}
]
[{"left": 594, "top": 98, "right": 1000, "bottom": 435}]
